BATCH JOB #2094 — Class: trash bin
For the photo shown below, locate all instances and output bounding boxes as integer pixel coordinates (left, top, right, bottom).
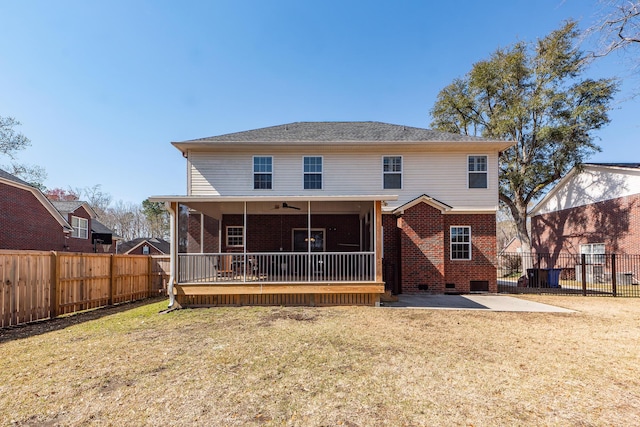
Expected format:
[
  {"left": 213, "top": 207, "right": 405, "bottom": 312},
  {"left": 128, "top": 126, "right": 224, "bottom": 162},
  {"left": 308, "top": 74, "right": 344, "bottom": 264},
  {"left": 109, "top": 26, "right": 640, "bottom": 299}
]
[
  {"left": 546, "top": 268, "right": 561, "bottom": 288},
  {"left": 527, "top": 268, "right": 549, "bottom": 287}
]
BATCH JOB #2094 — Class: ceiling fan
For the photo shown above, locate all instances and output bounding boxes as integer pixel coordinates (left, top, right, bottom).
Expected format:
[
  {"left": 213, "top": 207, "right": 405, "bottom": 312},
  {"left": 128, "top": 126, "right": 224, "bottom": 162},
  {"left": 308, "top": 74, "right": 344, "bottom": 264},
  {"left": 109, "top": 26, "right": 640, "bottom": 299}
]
[{"left": 282, "top": 202, "right": 301, "bottom": 210}]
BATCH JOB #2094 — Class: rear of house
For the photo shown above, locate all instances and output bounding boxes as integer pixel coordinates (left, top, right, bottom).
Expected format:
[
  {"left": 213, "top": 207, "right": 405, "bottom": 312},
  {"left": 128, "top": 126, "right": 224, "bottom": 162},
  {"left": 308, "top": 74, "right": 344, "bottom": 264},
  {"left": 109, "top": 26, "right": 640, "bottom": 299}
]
[{"left": 151, "top": 122, "right": 512, "bottom": 306}]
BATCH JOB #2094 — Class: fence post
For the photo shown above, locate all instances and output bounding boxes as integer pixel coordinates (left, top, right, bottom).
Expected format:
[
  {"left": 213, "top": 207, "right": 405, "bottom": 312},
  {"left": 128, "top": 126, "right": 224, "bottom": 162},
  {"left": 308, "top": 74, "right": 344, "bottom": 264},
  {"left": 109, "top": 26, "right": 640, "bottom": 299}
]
[
  {"left": 108, "top": 254, "right": 115, "bottom": 306},
  {"left": 148, "top": 256, "right": 153, "bottom": 298},
  {"left": 49, "top": 251, "right": 59, "bottom": 318},
  {"left": 611, "top": 254, "right": 617, "bottom": 297},
  {"left": 581, "top": 254, "right": 587, "bottom": 296}
]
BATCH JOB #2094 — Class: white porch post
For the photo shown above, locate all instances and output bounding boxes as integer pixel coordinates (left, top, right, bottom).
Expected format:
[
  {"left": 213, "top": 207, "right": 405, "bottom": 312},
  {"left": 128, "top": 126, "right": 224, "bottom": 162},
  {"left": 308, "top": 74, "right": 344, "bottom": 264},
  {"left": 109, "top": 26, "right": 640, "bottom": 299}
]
[
  {"left": 307, "top": 200, "right": 311, "bottom": 282},
  {"left": 375, "top": 200, "right": 383, "bottom": 283},
  {"left": 165, "top": 201, "right": 177, "bottom": 308},
  {"left": 243, "top": 201, "right": 247, "bottom": 282}
]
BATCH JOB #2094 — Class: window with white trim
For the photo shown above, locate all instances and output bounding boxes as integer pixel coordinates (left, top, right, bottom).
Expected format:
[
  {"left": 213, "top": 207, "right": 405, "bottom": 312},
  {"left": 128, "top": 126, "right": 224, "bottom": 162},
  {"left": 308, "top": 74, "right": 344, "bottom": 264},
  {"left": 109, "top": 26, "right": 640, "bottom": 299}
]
[
  {"left": 383, "top": 156, "right": 402, "bottom": 189},
  {"left": 580, "top": 243, "right": 605, "bottom": 265},
  {"left": 71, "top": 216, "right": 88, "bottom": 239},
  {"left": 468, "top": 155, "right": 488, "bottom": 188},
  {"left": 253, "top": 156, "right": 272, "bottom": 189},
  {"left": 450, "top": 226, "right": 471, "bottom": 260},
  {"left": 226, "top": 226, "right": 244, "bottom": 247},
  {"left": 303, "top": 156, "right": 322, "bottom": 189}
]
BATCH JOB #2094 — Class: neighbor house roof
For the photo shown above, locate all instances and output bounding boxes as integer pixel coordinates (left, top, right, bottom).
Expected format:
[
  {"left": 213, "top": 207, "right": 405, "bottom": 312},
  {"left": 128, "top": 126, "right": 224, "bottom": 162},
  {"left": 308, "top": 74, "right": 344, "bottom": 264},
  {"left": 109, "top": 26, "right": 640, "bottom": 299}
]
[
  {"left": 91, "top": 218, "right": 120, "bottom": 239},
  {"left": 50, "top": 200, "right": 98, "bottom": 218},
  {"left": 0, "top": 168, "right": 31, "bottom": 186},
  {"left": 118, "top": 237, "right": 170, "bottom": 254},
  {"left": 584, "top": 163, "right": 640, "bottom": 169},
  {"left": 172, "top": 121, "right": 514, "bottom": 152}
]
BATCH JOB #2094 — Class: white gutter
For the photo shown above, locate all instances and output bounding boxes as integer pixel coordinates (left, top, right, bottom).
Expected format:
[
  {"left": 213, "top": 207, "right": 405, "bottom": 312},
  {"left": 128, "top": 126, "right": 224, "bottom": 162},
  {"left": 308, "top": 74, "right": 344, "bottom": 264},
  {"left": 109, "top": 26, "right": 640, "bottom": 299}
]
[{"left": 164, "top": 201, "right": 177, "bottom": 308}]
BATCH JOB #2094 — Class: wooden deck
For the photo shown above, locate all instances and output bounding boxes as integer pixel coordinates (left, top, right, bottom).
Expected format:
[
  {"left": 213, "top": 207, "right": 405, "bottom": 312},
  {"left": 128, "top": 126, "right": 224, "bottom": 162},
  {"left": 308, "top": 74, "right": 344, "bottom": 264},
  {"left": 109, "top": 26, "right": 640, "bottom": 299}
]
[{"left": 173, "top": 281, "right": 384, "bottom": 307}]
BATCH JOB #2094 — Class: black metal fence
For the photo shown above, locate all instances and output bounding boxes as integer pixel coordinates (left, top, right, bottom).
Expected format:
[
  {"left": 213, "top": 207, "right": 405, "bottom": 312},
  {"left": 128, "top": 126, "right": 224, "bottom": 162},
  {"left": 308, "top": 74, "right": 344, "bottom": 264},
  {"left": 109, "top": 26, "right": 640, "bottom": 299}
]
[{"left": 497, "top": 252, "right": 640, "bottom": 297}]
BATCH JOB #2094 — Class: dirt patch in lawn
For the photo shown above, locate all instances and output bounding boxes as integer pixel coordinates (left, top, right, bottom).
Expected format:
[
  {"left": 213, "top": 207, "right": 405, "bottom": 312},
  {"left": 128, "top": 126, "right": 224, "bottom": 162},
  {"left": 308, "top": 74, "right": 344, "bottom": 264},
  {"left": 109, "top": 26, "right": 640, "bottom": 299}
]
[{"left": 1, "top": 297, "right": 640, "bottom": 426}]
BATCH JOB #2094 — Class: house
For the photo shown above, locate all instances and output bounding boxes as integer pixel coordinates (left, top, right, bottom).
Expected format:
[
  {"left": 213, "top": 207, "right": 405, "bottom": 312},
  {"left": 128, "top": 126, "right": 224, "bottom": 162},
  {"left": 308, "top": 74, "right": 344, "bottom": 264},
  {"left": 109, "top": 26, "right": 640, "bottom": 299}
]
[
  {"left": 150, "top": 122, "right": 512, "bottom": 307},
  {"left": 118, "top": 237, "right": 170, "bottom": 255},
  {"left": 50, "top": 201, "right": 119, "bottom": 253},
  {"left": 0, "top": 167, "right": 118, "bottom": 252},
  {"left": 531, "top": 163, "right": 640, "bottom": 256},
  {"left": 500, "top": 236, "right": 523, "bottom": 255},
  {"left": 0, "top": 168, "right": 73, "bottom": 250}
]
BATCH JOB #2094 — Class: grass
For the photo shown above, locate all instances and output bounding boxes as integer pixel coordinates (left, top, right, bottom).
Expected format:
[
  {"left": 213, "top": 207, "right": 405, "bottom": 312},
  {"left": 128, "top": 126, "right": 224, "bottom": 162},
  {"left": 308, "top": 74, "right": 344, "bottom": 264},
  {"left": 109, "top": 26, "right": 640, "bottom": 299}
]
[{"left": 1, "top": 296, "right": 640, "bottom": 426}]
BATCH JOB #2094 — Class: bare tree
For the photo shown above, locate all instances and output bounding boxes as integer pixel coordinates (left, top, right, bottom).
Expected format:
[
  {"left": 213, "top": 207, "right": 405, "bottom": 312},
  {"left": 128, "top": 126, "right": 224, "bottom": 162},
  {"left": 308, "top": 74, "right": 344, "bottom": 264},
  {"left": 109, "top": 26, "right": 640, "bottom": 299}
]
[
  {"left": 588, "top": 1, "right": 640, "bottom": 60},
  {"left": 0, "top": 115, "right": 47, "bottom": 189},
  {"left": 82, "top": 184, "right": 112, "bottom": 217}
]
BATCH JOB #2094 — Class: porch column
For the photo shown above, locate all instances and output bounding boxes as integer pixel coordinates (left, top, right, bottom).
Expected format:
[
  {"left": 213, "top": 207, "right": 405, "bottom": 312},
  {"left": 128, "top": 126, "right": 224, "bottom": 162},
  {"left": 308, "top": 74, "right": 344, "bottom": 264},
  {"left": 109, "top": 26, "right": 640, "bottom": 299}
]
[
  {"left": 165, "top": 201, "right": 178, "bottom": 307},
  {"left": 307, "top": 200, "right": 311, "bottom": 282},
  {"left": 243, "top": 201, "right": 247, "bottom": 282},
  {"left": 375, "top": 200, "right": 383, "bottom": 283}
]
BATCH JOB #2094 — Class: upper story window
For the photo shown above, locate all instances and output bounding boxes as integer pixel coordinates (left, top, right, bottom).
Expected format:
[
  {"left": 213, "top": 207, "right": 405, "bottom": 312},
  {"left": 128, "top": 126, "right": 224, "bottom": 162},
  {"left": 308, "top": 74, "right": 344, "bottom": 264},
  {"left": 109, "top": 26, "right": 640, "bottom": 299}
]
[
  {"left": 226, "top": 226, "right": 244, "bottom": 247},
  {"left": 303, "top": 156, "right": 322, "bottom": 190},
  {"left": 450, "top": 226, "right": 471, "bottom": 260},
  {"left": 468, "top": 155, "right": 488, "bottom": 188},
  {"left": 383, "top": 156, "right": 402, "bottom": 189},
  {"left": 142, "top": 245, "right": 150, "bottom": 255},
  {"left": 71, "top": 216, "right": 88, "bottom": 239},
  {"left": 253, "top": 156, "right": 273, "bottom": 189}
]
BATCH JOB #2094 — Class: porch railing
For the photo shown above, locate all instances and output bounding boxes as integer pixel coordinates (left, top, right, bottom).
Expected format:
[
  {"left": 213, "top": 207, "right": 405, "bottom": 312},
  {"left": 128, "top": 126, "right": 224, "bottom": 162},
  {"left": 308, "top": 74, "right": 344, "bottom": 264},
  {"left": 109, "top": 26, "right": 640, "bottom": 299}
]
[{"left": 177, "top": 252, "right": 376, "bottom": 283}]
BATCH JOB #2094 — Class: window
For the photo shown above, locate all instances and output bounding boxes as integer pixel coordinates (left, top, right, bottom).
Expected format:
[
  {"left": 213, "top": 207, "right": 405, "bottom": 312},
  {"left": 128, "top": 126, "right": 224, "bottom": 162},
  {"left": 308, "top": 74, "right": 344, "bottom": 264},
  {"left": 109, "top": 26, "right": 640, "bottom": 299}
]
[
  {"left": 450, "top": 226, "right": 471, "bottom": 260},
  {"left": 142, "top": 245, "right": 150, "bottom": 255},
  {"left": 580, "top": 243, "right": 605, "bottom": 265},
  {"left": 71, "top": 216, "right": 88, "bottom": 239},
  {"left": 468, "top": 155, "right": 488, "bottom": 188},
  {"left": 303, "top": 156, "right": 322, "bottom": 189},
  {"left": 253, "top": 156, "right": 272, "bottom": 189},
  {"left": 226, "top": 226, "right": 244, "bottom": 247},
  {"left": 383, "top": 156, "right": 402, "bottom": 189}
]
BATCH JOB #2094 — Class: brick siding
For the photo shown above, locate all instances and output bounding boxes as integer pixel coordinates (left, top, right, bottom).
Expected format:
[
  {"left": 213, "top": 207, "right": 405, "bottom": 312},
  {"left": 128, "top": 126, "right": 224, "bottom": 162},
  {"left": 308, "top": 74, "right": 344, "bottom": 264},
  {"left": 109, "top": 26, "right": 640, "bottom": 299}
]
[
  {"left": 0, "top": 183, "right": 67, "bottom": 251},
  {"left": 532, "top": 194, "right": 640, "bottom": 255},
  {"left": 221, "top": 214, "right": 360, "bottom": 252},
  {"left": 394, "top": 203, "right": 497, "bottom": 294}
]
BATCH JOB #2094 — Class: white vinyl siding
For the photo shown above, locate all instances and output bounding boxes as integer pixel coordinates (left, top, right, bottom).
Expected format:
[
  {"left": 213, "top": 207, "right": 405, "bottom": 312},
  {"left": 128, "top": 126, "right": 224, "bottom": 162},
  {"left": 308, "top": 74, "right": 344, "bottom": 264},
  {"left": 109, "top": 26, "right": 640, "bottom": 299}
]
[
  {"left": 188, "top": 149, "right": 500, "bottom": 211},
  {"left": 533, "top": 165, "right": 640, "bottom": 215}
]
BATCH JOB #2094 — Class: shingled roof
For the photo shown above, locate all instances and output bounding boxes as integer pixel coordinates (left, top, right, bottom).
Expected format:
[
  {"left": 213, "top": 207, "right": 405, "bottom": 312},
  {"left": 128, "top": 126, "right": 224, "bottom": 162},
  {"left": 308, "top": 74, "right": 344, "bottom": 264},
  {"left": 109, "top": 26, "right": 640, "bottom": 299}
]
[
  {"left": 176, "top": 121, "right": 502, "bottom": 144},
  {"left": 0, "top": 168, "right": 31, "bottom": 186},
  {"left": 585, "top": 163, "right": 640, "bottom": 169}
]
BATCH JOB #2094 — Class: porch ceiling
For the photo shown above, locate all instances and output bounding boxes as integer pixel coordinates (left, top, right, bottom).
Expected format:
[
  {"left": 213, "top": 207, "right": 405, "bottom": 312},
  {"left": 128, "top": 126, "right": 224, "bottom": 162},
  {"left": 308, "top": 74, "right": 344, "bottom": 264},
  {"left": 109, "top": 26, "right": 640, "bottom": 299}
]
[
  {"left": 148, "top": 195, "right": 398, "bottom": 203},
  {"left": 148, "top": 195, "right": 398, "bottom": 216}
]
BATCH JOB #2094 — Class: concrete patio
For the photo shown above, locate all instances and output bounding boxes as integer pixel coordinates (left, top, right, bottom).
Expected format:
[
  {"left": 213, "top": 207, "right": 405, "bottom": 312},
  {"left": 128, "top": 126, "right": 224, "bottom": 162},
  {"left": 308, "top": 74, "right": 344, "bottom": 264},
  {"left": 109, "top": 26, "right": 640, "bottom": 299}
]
[{"left": 382, "top": 294, "right": 575, "bottom": 312}]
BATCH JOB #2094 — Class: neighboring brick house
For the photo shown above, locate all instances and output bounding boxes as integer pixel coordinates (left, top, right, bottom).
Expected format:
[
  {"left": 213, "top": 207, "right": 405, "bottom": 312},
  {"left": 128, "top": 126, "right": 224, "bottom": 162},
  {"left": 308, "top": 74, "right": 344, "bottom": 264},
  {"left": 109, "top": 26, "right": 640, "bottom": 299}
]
[
  {"left": 0, "top": 168, "right": 72, "bottom": 250},
  {"left": 0, "top": 168, "right": 118, "bottom": 252},
  {"left": 531, "top": 163, "right": 640, "bottom": 256},
  {"left": 50, "top": 201, "right": 120, "bottom": 253},
  {"left": 118, "top": 237, "right": 170, "bottom": 255},
  {"left": 150, "top": 122, "right": 512, "bottom": 306}
]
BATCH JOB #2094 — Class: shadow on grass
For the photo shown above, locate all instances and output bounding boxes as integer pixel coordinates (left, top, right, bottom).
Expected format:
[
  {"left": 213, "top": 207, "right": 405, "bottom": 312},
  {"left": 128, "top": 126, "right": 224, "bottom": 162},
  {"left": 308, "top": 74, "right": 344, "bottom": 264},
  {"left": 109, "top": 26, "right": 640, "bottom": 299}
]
[{"left": 0, "top": 296, "right": 167, "bottom": 344}]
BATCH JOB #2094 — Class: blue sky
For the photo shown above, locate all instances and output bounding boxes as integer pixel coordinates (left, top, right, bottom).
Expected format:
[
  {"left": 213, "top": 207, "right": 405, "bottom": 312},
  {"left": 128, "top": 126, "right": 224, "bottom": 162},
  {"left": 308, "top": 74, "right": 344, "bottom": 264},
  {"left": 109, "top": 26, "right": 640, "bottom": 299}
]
[{"left": 1, "top": 0, "right": 638, "bottom": 204}]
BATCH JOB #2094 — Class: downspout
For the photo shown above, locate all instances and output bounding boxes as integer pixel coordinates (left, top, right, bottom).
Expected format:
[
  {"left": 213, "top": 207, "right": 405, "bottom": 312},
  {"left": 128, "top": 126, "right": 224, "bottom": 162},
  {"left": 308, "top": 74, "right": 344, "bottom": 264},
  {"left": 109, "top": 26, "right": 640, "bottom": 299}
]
[{"left": 165, "top": 201, "right": 177, "bottom": 308}]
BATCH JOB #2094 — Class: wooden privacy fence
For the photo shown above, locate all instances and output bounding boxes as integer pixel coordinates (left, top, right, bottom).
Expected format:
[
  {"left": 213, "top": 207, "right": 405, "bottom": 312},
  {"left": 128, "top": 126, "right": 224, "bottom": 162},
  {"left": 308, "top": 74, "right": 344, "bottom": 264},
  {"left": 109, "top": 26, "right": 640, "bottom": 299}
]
[{"left": 0, "top": 251, "right": 170, "bottom": 327}]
